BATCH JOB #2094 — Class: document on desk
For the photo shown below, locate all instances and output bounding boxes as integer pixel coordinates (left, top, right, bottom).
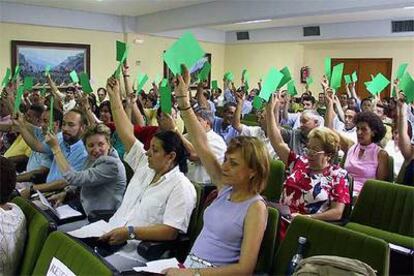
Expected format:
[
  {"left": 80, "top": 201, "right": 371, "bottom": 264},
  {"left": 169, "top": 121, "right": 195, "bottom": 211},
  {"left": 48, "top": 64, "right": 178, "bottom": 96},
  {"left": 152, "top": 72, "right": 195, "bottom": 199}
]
[
  {"left": 37, "top": 191, "right": 82, "bottom": 219},
  {"left": 133, "top": 258, "right": 181, "bottom": 273},
  {"left": 67, "top": 220, "right": 115, "bottom": 238}
]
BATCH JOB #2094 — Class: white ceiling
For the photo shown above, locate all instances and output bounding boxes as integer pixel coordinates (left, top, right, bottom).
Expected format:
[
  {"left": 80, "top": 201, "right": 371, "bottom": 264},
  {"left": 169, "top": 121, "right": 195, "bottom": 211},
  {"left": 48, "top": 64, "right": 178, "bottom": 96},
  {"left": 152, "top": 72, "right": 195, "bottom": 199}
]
[
  {"left": 211, "top": 7, "right": 414, "bottom": 31},
  {"left": 0, "top": 0, "right": 216, "bottom": 16}
]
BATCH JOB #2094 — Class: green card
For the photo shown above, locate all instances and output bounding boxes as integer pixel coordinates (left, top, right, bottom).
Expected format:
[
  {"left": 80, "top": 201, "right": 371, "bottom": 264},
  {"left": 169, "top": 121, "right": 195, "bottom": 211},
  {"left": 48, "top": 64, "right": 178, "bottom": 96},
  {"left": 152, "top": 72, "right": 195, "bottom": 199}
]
[
  {"left": 306, "top": 76, "right": 313, "bottom": 86},
  {"left": 70, "top": 70, "right": 79, "bottom": 83},
  {"left": 324, "top": 57, "right": 331, "bottom": 81},
  {"left": 399, "top": 72, "right": 414, "bottom": 103},
  {"left": 211, "top": 80, "right": 218, "bottom": 90},
  {"left": 258, "top": 68, "right": 284, "bottom": 102},
  {"left": 224, "top": 71, "right": 234, "bottom": 82},
  {"left": 79, "top": 72, "right": 93, "bottom": 94},
  {"left": 12, "top": 66, "right": 21, "bottom": 81},
  {"left": 366, "top": 73, "right": 390, "bottom": 95},
  {"left": 242, "top": 69, "right": 250, "bottom": 82},
  {"left": 160, "top": 79, "right": 168, "bottom": 88},
  {"left": 277, "top": 66, "right": 292, "bottom": 89},
  {"left": 116, "top": 40, "right": 127, "bottom": 62},
  {"left": 351, "top": 71, "right": 358, "bottom": 82},
  {"left": 136, "top": 74, "right": 149, "bottom": 95},
  {"left": 44, "top": 65, "right": 51, "bottom": 77},
  {"left": 49, "top": 96, "right": 54, "bottom": 131},
  {"left": 114, "top": 63, "right": 122, "bottom": 79},
  {"left": 160, "top": 85, "right": 172, "bottom": 114},
  {"left": 244, "top": 81, "right": 249, "bottom": 93},
  {"left": 252, "top": 95, "right": 264, "bottom": 110},
  {"left": 14, "top": 85, "right": 24, "bottom": 114},
  {"left": 287, "top": 80, "right": 298, "bottom": 96},
  {"left": 344, "top": 75, "right": 352, "bottom": 84},
  {"left": 330, "top": 63, "right": 344, "bottom": 90},
  {"left": 198, "top": 62, "right": 211, "bottom": 82},
  {"left": 1, "top": 68, "right": 11, "bottom": 88},
  {"left": 396, "top": 63, "right": 408, "bottom": 80},
  {"left": 23, "top": 76, "right": 33, "bottom": 90},
  {"left": 163, "top": 32, "right": 205, "bottom": 75}
]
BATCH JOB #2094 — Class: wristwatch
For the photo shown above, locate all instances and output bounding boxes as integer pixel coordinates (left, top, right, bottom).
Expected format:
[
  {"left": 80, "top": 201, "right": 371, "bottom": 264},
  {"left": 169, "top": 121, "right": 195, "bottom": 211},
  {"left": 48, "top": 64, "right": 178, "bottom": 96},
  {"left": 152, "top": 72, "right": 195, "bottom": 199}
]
[{"left": 127, "top": 226, "right": 136, "bottom": 240}]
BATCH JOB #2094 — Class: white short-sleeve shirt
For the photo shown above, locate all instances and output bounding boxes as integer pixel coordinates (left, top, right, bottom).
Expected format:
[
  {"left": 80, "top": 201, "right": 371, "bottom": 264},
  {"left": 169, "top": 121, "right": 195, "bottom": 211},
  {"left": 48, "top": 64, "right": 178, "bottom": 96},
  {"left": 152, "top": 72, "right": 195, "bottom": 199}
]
[
  {"left": 185, "top": 130, "right": 227, "bottom": 184},
  {"left": 240, "top": 125, "right": 278, "bottom": 159}
]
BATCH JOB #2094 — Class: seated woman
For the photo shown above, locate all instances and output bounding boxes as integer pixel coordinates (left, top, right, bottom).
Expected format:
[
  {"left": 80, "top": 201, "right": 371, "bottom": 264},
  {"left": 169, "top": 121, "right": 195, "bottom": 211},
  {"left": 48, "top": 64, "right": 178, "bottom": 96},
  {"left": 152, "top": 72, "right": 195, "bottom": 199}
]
[
  {"left": 0, "top": 156, "right": 27, "bottom": 275},
  {"left": 325, "top": 93, "right": 388, "bottom": 196},
  {"left": 267, "top": 93, "right": 350, "bottom": 224},
  {"left": 165, "top": 65, "right": 269, "bottom": 275},
  {"left": 45, "top": 123, "right": 126, "bottom": 216}
]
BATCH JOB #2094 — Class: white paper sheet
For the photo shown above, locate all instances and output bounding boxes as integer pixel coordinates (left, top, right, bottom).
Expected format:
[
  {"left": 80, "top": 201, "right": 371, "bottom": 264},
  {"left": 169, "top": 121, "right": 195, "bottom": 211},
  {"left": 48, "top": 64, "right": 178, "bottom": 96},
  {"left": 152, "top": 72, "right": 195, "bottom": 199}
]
[
  {"left": 133, "top": 258, "right": 180, "bottom": 273},
  {"left": 67, "top": 220, "right": 114, "bottom": 238},
  {"left": 37, "top": 191, "right": 82, "bottom": 219},
  {"left": 46, "top": 257, "right": 76, "bottom": 276}
]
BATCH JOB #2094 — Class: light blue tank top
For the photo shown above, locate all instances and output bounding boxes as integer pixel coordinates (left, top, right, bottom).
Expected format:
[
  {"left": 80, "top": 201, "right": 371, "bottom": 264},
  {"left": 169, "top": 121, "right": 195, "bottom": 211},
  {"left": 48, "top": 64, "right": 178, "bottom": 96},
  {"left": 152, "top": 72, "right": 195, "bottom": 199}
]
[{"left": 190, "top": 186, "right": 264, "bottom": 266}]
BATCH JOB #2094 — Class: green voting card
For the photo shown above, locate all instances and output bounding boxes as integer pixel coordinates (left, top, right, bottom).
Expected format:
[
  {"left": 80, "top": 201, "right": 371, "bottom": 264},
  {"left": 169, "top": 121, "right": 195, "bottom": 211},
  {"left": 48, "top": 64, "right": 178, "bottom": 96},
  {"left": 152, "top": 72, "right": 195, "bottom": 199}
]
[
  {"left": 242, "top": 69, "right": 250, "bottom": 82},
  {"left": 306, "top": 76, "right": 313, "bottom": 86},
  {"left": 351, "top": 71, "right": 358, "bottom": 83},
  {"left": 160, "top": 79, "right": 168, "bottom": 88},
  {"left": 277, "top": 66, "right": 292, "bottom": 89},
  {"left": 1, "top": 68, "right": 11, "bottom": 88},
  {"left": 325, "top": 57, "right": 331, "bottom": 81},
  {"left": 211, "top": 80, "right": 218, "bottom": 90},
  {"left": 136, "top": 74, "right": 149, "bottom": 95},
  {"left": 160, "top": 85, "right": 172, "bottom": 114},
  {"left": 366, "top": 73, "right": 390, "bottom": 95},
  {"left": 258, "top": 68, "right": 284, "bottom": 102},
  {"left": 163, "top": 32, "right": 205, "bottom": 76},
  {"left": 399, "top": 72, "right": 414, "bottom": 103},
  {"left": 70, "top": 70, "right": 79, "bottom": 84},
  {"left": 344, "top": 75, "right": 352, "bottom": 85},
  {"left": 252, "top": 95, "right": 264, "bottom": 110},
  {"left": 198, "top": 62, "right": 211, "bottom": 82},
  {"left": 224, "top": 71, "right": 234, "bottom": 82},
  {"left": 330, "top": 63, "right": 344, "bottom": 90},
  {"left": 79, "top": 72, "right": 93, "bottom": 94},
  {"left": 44, "top": 65, "right": 51, "bottom": 77},
  {"left": 23, "top": 76, "right": 33, "bottom": 90},
  {"left": 49, "top": 96, "right": 54, "bottom": 131},
  {"left": 287, "top": 80, "right": 298, "bottom": 96},
  {"left": 14, "top": 85, "right": 24, "bottom": 114},
  {"left": 396, "top": 63, "right": 408, "bottom": 80},
  {"left": 12, "top": 66, "right": 21, "bottom": 81},
  {"left": 116, "top": 40, "right": 127, "bottom": 62}
]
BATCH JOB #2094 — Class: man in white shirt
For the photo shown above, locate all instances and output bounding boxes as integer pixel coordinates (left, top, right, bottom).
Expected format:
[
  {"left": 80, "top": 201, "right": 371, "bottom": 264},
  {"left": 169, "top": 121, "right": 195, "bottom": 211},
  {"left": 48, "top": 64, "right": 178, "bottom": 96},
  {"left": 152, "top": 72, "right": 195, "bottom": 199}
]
[{"left": 333, "top": 108, "right": 358, "bottom": 143}]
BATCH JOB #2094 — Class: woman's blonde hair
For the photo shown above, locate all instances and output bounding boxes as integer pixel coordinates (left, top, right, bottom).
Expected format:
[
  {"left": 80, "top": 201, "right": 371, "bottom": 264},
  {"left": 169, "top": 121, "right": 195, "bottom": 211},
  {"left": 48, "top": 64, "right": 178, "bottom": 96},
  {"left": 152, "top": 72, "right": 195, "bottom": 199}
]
[
  {"left": 82, "top": 123, "right": 111, "bottom": 145},
  {"left": 227, "top": 136, "right": 270, "bottom": 193},
  {"left": 307, "top": 127, "right": 340, "bottom": 157}
]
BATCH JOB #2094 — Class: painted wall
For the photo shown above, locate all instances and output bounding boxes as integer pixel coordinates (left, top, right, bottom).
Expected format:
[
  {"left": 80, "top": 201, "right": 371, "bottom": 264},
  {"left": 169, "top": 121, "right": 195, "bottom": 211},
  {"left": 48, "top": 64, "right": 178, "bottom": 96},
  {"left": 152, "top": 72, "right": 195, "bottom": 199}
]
[{"left": 0, "top": 22, "right": 225, "bottom": 91}]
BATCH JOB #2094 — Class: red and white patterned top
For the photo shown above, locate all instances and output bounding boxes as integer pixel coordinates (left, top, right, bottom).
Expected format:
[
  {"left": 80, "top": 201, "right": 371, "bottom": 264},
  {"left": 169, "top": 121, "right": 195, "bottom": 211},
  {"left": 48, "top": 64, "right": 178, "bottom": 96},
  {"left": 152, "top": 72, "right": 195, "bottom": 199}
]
[{"left": 280, "top": 151, "right": 350, "bottom": 215}]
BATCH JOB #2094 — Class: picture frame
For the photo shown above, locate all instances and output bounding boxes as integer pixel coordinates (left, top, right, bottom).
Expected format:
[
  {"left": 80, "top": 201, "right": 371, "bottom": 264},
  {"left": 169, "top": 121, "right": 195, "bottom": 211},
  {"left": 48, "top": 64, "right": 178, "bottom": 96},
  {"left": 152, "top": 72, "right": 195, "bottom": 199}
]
[
  {"left": 11, "top": 40, "right": 90, "bottom": 89},
  {"left": 163, "top": 53, "right": 211, "bottom": 90}
]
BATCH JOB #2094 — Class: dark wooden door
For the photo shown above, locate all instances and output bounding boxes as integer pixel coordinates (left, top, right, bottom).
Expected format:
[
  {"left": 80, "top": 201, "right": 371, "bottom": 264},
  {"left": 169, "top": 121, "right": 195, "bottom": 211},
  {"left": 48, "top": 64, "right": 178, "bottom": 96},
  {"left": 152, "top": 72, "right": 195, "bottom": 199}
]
[{"left": 331, "top": 58, "right": 392, "bottom": 99}]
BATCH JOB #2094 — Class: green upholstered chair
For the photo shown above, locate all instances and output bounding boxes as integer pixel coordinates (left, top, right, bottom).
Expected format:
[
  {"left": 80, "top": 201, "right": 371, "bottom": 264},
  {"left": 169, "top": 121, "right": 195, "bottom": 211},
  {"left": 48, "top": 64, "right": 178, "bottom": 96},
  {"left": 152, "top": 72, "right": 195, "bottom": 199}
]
[
  {"left": 345, "top": 180, "right": 414, "bottom": 249},
  {"left": 386, "top": 155, "right": 394, "bottom": 182},
  {"left": 32, "top": 231, "right": 116, "bottom": 275},
  {"left": 255, "top": 207, "right": 280, "bottom": 274},
  {"left": 12, "top": 196, "right": 57, "bottom": 276},
  {"left": 262, "top": 159, "right": 285, "bottom": 202},
  {"left": 272, "top": 216, "right": 390, "bottom": 276}
]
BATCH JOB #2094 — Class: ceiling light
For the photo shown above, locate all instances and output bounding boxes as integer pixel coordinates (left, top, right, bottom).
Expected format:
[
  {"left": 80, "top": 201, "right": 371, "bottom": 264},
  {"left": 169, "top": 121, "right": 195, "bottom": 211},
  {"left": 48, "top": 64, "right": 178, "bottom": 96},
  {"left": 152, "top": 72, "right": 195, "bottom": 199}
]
[
  {"left": 403, "top": 6, "right": 414, "bottom": 9},
  {"left": 235, "top": 19, "right": 272, "bottom": 25}
]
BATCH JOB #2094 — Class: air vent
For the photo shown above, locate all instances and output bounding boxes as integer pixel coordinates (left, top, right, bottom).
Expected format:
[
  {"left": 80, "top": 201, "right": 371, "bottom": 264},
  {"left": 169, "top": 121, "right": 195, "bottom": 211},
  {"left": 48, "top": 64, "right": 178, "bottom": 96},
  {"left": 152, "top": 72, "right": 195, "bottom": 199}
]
[
  {"left": 392, "top": 20, "right": 414, "bottom": 33},
  {"left": 303, "top": 26, "right": 320, "bottom": 36},
  {"left": 236, "top": 31, "right": 250, "bottom": 40}
]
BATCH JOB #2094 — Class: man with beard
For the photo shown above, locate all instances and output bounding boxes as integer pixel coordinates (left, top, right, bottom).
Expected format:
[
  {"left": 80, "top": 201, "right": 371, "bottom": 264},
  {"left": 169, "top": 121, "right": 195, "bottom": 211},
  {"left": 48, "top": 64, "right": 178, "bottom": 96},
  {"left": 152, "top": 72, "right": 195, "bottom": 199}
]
[{"left": 14, "top": 109, "right": 88, "bottom": 194}]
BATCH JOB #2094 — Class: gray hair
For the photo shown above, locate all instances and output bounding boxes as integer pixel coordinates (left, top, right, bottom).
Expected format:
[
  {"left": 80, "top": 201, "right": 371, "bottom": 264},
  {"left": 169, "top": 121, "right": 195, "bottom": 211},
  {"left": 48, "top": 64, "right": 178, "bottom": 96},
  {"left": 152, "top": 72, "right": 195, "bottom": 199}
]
[
  {"left": 195, "top": 108, "right": 214, "bottom": 127},
  {"left": 300, "top": 110, "right": 321, "bottom": 126}
]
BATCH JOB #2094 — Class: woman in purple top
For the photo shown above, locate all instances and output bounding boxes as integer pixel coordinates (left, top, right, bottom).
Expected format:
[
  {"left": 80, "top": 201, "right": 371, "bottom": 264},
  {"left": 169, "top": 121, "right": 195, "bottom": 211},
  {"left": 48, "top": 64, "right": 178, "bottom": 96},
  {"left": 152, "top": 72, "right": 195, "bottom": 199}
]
[{"left": 165, "top": 65, "right": 270, "bottom": 275}]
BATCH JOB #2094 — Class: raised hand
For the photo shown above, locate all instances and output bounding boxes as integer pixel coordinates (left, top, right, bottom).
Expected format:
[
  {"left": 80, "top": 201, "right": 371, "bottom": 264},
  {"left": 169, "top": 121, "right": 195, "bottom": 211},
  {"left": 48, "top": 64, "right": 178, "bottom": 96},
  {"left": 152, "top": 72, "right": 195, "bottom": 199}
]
[
  {"left": 106, "top": 76, "right": 120, "bottom": 98},
  {"left": 44, "top": 131, "right": 59, "bottom": 150},
  {"left": 176, "top": 64, "right": 191, "bottom": 98}
]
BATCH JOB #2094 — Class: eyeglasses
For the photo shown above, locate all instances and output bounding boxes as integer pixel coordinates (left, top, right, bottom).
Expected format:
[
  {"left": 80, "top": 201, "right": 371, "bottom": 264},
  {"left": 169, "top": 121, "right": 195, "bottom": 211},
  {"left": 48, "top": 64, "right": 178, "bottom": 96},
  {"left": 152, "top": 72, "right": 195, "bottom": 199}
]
[{"left": 303, "top": 148, "right": 325, "bottom": 156}]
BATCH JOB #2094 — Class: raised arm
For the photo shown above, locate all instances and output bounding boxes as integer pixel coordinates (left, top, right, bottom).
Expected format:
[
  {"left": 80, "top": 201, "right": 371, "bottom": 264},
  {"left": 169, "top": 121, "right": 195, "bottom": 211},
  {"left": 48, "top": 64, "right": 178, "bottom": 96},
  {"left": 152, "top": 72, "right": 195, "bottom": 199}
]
[
  {"left": 195, "top": 81, "right": 210, "bottom": 110},
  {"left": 13, "top": 113, "right": 48, "bottom": 153},
  {"left": 397, "top": 95, "right": 414, "bottom": 160},
  {"left": 107, "top": 77, "right": 136, "bottom": 152},
  {"left": 232, "top": 91, "right": 244, "bottom": 132},
  {"left": 333, "top": 95, "right": 345, "bottom": 122},
  {"left": 266, "top": 94, "right": 290, "bottom": 166},
  {"left": 176, "top": 65, "right": 225, "bottom": 190}
]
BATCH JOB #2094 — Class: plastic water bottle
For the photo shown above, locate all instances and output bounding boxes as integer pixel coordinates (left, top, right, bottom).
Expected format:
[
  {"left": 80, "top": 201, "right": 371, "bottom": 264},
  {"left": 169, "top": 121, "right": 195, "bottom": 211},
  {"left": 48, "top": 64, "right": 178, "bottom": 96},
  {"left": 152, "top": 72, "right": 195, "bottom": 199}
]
[{"left": 286, "top": 236, "right": 307, "bottom": 276}]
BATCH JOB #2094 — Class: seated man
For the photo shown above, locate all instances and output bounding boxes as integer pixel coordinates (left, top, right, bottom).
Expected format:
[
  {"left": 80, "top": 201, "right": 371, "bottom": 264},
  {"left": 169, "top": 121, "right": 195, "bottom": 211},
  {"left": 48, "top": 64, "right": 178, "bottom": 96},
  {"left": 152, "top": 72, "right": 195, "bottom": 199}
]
[
  {"left": 0, "top": 157, "right": 27, "bottom": 275},
  {"left": 212, "top": 102, "right": 240, "bottom": 144},
  {"left": 291, "top": 95, "right": 325, "bottom": 129}
]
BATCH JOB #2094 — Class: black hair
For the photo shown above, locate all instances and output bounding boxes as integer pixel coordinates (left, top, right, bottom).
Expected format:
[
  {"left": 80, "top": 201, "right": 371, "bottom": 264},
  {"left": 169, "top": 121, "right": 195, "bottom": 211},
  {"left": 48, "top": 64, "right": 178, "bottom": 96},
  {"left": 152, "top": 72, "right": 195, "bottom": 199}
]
[
  {"left": 97, "top": 87, "right": 107, "bottom": 95},
  {"left": 98, "top": 101, "right": 113, "bottom": 120},
  {"left": 154, "top": 131, "right": 189, "bottom": 173},
  {"left": 355, "top": 111, "right": 386, "bottom": 143},
  {"left": 0, "top": 156, "right": 16, "bottom": 204},
  {"left": 29, "top": 104, "right": 45, "bottom": 118},
  {"left": 223, "top": 102, "right": 237, "bottom": 112},
  {"left": 361, "top": 97, "right": 372, "bottom": 106},
  {"left": 302, "top": 95, "right": 316, "bottom": 105},
  {"left": 67, "top": 108, "right": 88, "bottom": 126},
  {"left": 47, "top": 107, "right": 63, "bottom": 128}
]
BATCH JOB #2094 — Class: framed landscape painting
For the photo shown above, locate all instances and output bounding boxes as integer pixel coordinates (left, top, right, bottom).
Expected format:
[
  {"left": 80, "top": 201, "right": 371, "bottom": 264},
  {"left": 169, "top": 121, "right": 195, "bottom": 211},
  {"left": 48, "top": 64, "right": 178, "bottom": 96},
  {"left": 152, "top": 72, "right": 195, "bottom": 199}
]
[{"left": 11, "top": 40, "right": 90, "bottom": 88}]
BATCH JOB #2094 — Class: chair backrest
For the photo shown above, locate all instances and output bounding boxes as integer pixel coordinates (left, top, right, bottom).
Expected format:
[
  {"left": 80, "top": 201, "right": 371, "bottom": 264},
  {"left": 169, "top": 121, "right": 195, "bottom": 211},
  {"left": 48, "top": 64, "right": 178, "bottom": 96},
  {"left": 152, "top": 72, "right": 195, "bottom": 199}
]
[
  {"left": 342, "top": 173, "right": 354, "bottom": 219},
  {"left": 261, "top": 159, "right": 285, "bottom": 202},
  {"left": 272, "top": 216, "right": 390, "bottom": 276},
  {"left": 350, "top": 179, "right": 414, "bottom": 238},
  {"left": 386, "top": 155, "right": 394, "bottom": 182},
  {"left": 11, "top": 196, "right": 57, "bottom": 275},
  {"left": 188, "top": 182, "right": 204, "bottom": 243},
  {"left": 32, "top": 231, "right": 116, "bottom": 275},
  {"left": 255, "top": 207, "right": 280, "bottom": 274}
]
